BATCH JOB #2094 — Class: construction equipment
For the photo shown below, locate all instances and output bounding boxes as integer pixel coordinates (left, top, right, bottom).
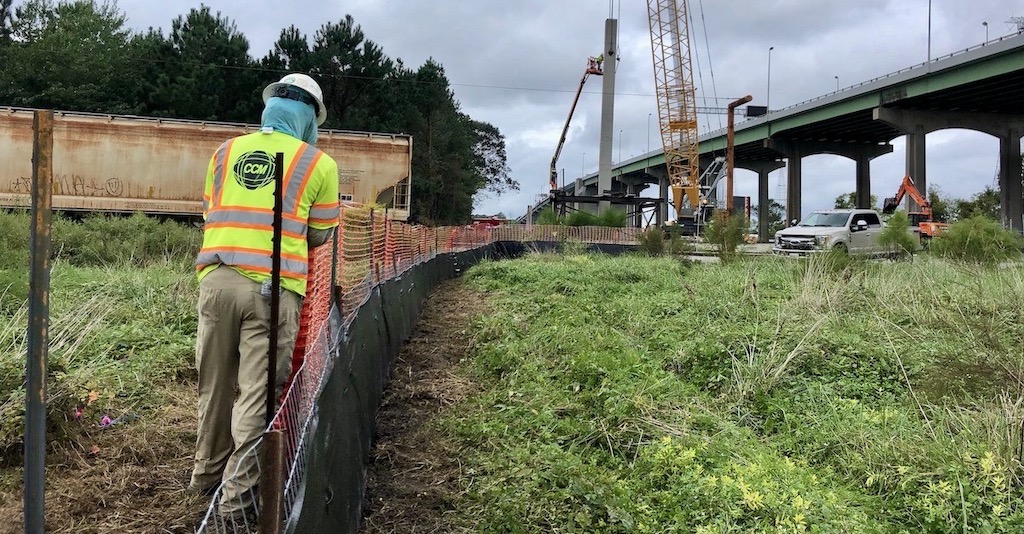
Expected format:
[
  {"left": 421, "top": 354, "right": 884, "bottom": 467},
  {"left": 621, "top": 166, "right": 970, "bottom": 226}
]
[
  {"left": 647, "top": 0, "right": 700, "bottom": 220},
  {"left": 692, "top": 156, "right": 724, "bottom": 234},
  {"left": 550, "top": 57, "right": 603, "bottom": 190},
  {"left": 881, "top": 175, "right": 948, "bottom": 239}
]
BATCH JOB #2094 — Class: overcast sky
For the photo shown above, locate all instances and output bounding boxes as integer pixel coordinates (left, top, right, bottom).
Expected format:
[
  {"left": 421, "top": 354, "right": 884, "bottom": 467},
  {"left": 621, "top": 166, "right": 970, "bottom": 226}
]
[{"left": 116, "top": 0, "right": 1024, "bottom": 219}]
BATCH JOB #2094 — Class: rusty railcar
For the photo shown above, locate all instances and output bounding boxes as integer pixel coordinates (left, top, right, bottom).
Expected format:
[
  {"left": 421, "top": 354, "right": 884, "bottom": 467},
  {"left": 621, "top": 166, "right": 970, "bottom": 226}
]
[{"left": 0, "top": 107, "right": 412, "bottom": 220}]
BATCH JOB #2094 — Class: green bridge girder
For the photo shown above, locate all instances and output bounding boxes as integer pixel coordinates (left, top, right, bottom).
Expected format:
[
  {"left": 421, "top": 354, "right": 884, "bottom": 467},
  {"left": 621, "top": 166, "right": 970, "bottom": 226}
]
[
  {"left": 534, "top": 33, "right": 1024, "bottom": 233},
  {"left": 595, "top": 33, "right": 1024, "bottom": 180}
]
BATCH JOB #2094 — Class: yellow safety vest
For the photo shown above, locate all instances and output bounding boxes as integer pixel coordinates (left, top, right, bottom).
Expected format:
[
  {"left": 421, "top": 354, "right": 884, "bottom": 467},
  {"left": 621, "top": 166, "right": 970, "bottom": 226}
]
[{"left": 196, "top": 130, "right": 340, "bottom": 296}]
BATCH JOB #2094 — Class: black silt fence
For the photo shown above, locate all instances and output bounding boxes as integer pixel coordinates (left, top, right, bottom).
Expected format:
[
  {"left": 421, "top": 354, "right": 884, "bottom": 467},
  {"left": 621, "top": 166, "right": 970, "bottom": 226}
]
[{"left": 289, "top": 241, "right": 635, "bottom": 533}]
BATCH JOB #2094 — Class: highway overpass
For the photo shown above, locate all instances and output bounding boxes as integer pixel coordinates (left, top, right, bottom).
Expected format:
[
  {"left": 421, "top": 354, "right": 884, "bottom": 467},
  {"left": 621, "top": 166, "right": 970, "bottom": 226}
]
[{"left": 530, "top": 30, "right": 1024, "bottom": 239}]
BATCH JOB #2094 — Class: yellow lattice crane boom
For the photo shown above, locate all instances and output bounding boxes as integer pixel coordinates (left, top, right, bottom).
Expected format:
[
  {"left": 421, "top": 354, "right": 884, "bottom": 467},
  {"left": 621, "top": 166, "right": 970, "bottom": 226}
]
[{"left": 647, "top": 0, "right": 700, "bottom": 219}]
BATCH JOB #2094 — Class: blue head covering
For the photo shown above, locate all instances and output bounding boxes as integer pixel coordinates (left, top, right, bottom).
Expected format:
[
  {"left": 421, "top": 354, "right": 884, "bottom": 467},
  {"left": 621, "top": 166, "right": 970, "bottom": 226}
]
[{"left": 260, "top": 96, "right": 318, "bottom": 145}]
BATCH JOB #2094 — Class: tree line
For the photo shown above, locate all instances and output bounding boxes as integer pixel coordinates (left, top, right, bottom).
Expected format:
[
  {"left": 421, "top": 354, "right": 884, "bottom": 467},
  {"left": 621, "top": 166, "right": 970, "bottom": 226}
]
[
  {"left": 832, "top": 186, "right": 1001, "bottom": 223},
  {"left": 0, "top": 0, "right": 518, "bottom": 225}
]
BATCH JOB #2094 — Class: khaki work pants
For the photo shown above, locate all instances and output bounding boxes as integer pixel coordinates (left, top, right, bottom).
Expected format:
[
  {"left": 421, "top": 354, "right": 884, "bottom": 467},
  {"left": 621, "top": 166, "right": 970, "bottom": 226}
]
[{"left": 189, "top": 266, "right": 301, "bottom": 513}]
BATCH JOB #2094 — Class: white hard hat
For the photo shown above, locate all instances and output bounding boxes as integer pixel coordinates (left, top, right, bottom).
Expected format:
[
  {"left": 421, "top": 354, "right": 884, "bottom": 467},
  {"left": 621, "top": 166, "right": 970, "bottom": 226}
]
[{"left": 262, "top": 73, "right": 328, "bottom": 126}]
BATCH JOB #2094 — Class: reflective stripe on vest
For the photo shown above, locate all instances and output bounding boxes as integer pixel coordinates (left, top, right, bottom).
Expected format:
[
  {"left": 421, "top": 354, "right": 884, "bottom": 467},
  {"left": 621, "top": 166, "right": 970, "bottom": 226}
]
[
  {"left": 208, "top": 142, "right": 322, "bottom": 221},
  {"left": 283, "top": 146, "right": 322, "bottom": 216},
  {"left": 196, "top": 247, "right": 309, "bottom": 278},
  {"left": 309, "top": 203, "right": 340, "bottom": 222},
  {"left": 211, "top": 140, "right": 234, "bottom": 206},
  {"left": 205, "top": 208, "right": 307, "bottom": 237}
]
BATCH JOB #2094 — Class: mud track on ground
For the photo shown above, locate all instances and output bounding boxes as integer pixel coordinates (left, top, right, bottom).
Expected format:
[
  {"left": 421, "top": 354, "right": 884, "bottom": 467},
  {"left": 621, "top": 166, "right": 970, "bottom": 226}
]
[{"left": 361, "top": 279, "right": 486, "bottom": 533}]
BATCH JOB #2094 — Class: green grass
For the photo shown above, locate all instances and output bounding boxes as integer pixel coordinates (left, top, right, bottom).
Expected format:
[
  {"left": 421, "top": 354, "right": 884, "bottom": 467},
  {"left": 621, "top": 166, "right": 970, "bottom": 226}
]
[
  {"left": 0, "top": 263, "right": 198, "bottom": 462},
  {"left": 3, "top": 208, "right": 1023, "bottom": 530},
  {"left": 0, "top": 211, "right": 200, "bottom": 463},
  {"left": 929, "top": 216, "right": 1023, "bottom": 266},
  {"left": 0, "top": 211, "right": 201, "bottom": 313},
  {"left": 536, "top": 206, "right": 628, "bottom": 227},
  {"left": 445, "top": 252, "right": 1024, "bottom": 532}
]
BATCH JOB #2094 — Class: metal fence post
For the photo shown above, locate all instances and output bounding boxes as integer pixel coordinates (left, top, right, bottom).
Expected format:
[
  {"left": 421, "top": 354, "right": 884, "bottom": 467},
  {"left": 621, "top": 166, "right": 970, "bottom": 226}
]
[
  {"left": 370, "top": 209, "right": 379, "bottom": 285},
  {"left": 260, "top": 152, "right": 285, "bottom": 534},
  {"left": 25, "top": 109, "right": 53, "bottom": 534}
]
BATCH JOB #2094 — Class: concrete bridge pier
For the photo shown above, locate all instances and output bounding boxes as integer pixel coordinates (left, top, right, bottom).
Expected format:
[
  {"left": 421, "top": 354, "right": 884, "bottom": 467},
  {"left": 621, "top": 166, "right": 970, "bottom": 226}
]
[
  {"left": 619, "top": 175, "right": 649, "bottom": 227},
  {"left": 998, "top": 126, "right": 1023, "bottom": 230},
  {"left": 904, "top": 126, "right": 927, "bottom": 206},
  {"left": 765, "top": 139, "right": 892, "bottom": 225},
  {"left": 597, "top": 18, "right": 618, "bottom": 212},
  {"left": 874, "top": 107, "right": 1024, "bottom": 230},
  {"left": 737, "top": 160, "right": 785, "bottom": 242},
  {"left": 761, "top": 140, "right": 803, "bottom": 224},
  {"left": 784, "top": 151, "right": 802, "bottom": 225},
  {"left": 847, "top": 144, "right": 896, "bottom": 207},
  {"left": 573, "top": 178, "right": 587, "bottom": 216},
  {"left": 643, "top": 165, "right": 670, "bottom": 226}
]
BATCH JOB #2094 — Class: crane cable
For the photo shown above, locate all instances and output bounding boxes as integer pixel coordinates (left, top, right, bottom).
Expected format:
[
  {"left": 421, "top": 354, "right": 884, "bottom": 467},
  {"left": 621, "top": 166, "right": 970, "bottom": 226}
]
[
  {"left": 697, "top": 0, "right": 724, "bottom": 132},
  {"left": 688, "top": 4, "right": 712, "bottom": 133}
]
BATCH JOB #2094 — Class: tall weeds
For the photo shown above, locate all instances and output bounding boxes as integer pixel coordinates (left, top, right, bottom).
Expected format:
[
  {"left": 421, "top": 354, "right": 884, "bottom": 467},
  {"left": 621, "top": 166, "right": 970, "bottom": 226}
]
[
  {"left": 930, "top": 216, "right": 1023, "bottom": 266},
  {"left": 450, "top": 252, "right": 1024, "bottom": 531},
  {"left": 0, "top": 211, "right": 199, "bottom": 463},
  {"left": 0, "top": 265, "right": 198, "bottom": 462}
]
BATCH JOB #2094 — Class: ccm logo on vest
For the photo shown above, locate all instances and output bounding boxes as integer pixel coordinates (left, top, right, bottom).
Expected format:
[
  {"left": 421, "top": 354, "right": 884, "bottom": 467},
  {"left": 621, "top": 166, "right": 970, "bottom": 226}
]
[{"left": 232, "top": 151, "right": 277, "bottom": 190}]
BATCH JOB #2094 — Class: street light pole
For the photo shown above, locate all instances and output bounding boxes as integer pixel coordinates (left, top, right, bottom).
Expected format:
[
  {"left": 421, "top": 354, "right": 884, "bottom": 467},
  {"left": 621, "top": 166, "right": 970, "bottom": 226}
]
[
  {"left": 581, "top": 152, "right": 586, "bottom": 178},
  {"left": 983, "top": 21, "right": 989, "bottom": 42},
  {"left": 835, "top": 75, "right": 839, "bottom": 91},
  {"left": 618, "top": 129, "right": 622, "bottom": 162},
  {"left": 927, "top": 0, "right": 932, "bottom": 61},
  {"left": 767, "top": 46, "right": 774, "bottom": 111}
]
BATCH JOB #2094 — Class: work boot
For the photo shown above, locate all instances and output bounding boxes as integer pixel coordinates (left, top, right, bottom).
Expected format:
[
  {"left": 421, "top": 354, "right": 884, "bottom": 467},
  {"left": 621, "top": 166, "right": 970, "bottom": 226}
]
[
  {"left": 218, "top": 501, "right": 259, "bottom": 533},
  {"left": 185, "top": 482, "right": 219, "bottom": 497}
]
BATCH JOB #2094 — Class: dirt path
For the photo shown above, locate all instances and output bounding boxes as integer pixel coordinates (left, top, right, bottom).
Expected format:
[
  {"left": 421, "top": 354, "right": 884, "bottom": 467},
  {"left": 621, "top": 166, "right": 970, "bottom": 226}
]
[
  {"left": 0, "top": 278, "right": 484, "bottom": 533},
  {"left": 360, "top": 279, "right": 486, "bottom": 534}
]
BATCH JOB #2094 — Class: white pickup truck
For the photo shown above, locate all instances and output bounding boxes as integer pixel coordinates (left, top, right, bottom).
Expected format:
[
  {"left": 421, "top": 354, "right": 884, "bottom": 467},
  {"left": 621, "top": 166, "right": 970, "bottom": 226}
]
[{"left": 772, "top": 209, "right": 885, "bottom": 256}]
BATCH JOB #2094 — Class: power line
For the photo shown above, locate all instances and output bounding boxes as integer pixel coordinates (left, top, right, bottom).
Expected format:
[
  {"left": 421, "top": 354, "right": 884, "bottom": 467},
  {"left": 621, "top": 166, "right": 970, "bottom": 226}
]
[
  {"left": 689, "top": 3, "right": 711, "bottom": 132},
  {"left": 123, "top": 50, "right": 747, "bottom": 100},
  {"left": 20, "top": 32, "right": 749, "bottom": 102}
]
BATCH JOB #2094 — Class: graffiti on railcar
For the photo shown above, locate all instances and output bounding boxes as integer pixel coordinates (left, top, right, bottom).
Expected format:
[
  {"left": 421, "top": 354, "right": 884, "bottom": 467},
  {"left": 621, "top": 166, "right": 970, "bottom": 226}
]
[{"left": 10, "top": 174, "right": 124, "bottom": 197}]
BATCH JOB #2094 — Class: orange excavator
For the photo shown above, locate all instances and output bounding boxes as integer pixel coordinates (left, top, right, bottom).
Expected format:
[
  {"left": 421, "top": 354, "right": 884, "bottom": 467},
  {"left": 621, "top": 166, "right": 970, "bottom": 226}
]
[
  {"left": 881, "top": 175, "right": 948, "bottom": 239},
  {"left": 550, "top": 57, "right": 603, "bottom": 191}
]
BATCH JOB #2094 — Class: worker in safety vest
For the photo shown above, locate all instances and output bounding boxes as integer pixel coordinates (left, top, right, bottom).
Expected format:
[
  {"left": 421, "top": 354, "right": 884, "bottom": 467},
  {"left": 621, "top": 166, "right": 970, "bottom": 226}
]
[{"left": 187, "top": 73, "right": 339, "bottom": 518}]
